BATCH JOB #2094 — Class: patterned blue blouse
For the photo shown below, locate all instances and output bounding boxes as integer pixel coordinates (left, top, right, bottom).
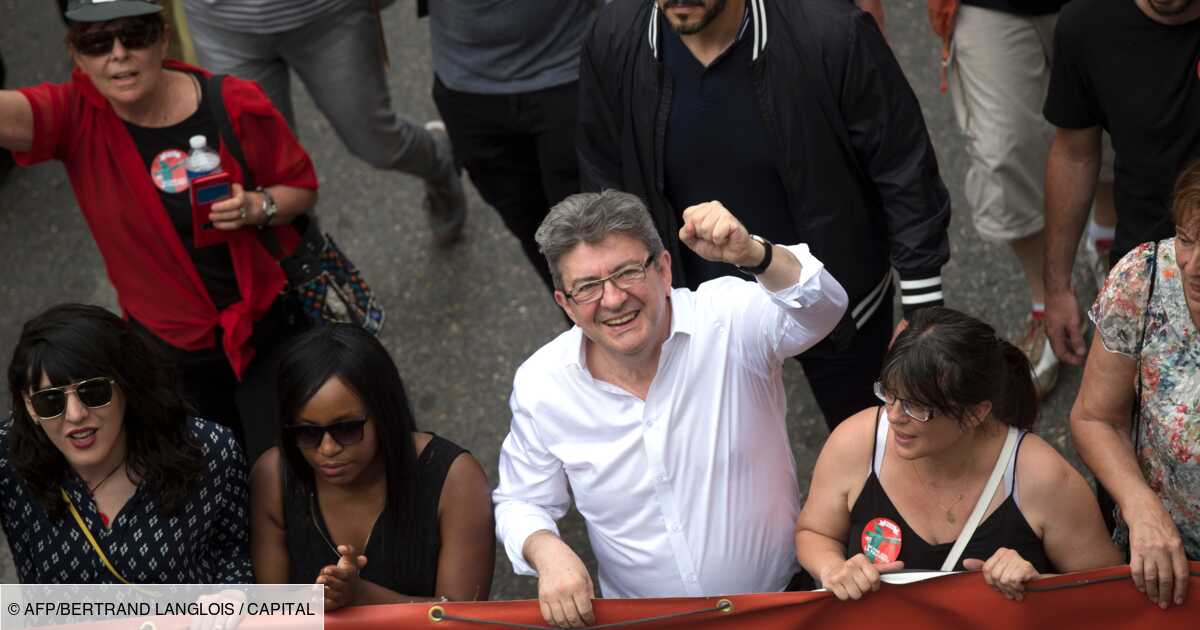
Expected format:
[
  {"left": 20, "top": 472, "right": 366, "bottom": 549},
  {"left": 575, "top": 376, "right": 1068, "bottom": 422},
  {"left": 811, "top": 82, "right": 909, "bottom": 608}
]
[{"left": 0, "top": 418, "right": 252, "bottom": 583}]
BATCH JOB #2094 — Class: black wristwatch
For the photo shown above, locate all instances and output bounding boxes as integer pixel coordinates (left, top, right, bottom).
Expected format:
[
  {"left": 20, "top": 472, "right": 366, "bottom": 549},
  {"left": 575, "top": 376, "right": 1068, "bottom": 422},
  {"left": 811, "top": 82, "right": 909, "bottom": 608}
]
[{"left": 736, "top": 234, "right": 774, "bottom": 275}]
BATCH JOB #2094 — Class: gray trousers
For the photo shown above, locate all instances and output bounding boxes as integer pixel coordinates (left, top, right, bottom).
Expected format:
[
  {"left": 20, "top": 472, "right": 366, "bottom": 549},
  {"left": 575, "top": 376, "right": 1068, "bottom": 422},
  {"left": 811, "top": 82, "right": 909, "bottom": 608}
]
[{"left": 188, "top": 2, "right": 440, "bottom": 180}]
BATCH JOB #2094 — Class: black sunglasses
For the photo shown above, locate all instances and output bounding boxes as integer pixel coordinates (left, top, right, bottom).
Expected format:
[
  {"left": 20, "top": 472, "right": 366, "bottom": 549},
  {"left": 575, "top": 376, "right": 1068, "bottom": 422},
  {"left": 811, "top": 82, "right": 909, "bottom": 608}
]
[
  {"left": 285, "top": 419, "right": 368, "bottom": 449},
  {"left": 28, "top": 377, "right": 116, "bottom": 420},
  {"left": 72, "top": 17, "right": 163, "bottom": 57}
]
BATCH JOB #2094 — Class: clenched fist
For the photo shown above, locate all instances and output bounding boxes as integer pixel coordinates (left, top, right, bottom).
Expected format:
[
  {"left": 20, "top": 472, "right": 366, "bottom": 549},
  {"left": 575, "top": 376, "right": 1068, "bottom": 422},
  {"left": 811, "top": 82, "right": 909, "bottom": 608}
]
[{"left": 678, "top": 201, "right": 765, "bottom": 268}]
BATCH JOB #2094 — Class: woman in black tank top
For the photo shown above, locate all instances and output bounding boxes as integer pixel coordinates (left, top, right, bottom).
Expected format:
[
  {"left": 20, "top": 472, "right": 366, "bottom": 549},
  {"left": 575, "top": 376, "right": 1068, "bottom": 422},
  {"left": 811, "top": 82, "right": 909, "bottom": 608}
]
[
  {"left": 248, "top": 325, "right": 495, "bottom": 608},
  {"left": 795, "top": 309, "right": 1121, "bottom": 602}
]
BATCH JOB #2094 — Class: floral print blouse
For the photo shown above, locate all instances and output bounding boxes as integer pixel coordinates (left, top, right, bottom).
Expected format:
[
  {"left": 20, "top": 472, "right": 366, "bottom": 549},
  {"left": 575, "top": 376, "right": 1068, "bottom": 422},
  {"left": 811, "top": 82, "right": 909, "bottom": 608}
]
[{"left": 1090, "top": 238, "right": 1200, "bottom": 559}]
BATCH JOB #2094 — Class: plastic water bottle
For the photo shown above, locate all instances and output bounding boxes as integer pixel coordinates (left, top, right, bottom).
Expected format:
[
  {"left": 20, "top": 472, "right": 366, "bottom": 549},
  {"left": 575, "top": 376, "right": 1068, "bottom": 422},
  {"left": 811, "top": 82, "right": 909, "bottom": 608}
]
[{"left": 185, "top": 135, "right": 222, "bottom": 182}]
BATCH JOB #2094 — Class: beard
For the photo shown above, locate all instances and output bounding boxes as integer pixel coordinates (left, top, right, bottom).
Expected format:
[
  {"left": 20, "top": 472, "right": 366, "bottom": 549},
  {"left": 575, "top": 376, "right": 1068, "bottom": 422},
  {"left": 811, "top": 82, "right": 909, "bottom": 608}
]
[
  {"left": 662, "top": 0, "right": 729, "bottom": 35},
  {"left": 1146, "top": 0, "right": 1198, "bottom": 17}
]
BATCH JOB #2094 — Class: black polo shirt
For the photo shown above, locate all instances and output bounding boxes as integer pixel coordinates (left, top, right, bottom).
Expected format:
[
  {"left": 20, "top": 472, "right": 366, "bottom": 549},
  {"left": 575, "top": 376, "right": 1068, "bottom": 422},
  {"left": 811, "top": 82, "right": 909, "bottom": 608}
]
[{"left": 662, "top": 8, "right": 797, "bottom": 287}]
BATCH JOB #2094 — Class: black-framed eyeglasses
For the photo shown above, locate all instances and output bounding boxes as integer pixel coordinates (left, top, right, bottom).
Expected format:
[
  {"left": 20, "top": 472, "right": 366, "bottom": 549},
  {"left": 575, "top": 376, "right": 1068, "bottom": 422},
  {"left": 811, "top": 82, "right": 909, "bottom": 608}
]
[
  {"left": 561, "top": 255, "right": 656, "bottom": 305},
  {"left": 27, "top": 377, "right": 116, "bottom": 421},
  {"left": 71, "top": 16, "right": 164, "bottom": 57},
  {"left": 285, "top": 418, "right": 368, "bottom": 449},
  {"left": 873, "top": 381, "right": 933, "bottom": 423}
]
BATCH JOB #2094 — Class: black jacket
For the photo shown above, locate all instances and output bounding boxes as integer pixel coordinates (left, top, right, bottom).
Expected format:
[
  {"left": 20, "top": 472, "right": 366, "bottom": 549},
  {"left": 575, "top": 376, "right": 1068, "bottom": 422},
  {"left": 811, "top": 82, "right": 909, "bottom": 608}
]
[{"left": 578, "top": 0, "right": 951, "bottom": 335}]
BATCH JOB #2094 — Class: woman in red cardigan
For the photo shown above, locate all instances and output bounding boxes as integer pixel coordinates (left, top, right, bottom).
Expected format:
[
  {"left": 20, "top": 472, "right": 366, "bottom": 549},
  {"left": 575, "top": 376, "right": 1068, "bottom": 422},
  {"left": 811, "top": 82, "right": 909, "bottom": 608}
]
[{"left": 0, "top": 0, "right": 319, "bottom": 459}]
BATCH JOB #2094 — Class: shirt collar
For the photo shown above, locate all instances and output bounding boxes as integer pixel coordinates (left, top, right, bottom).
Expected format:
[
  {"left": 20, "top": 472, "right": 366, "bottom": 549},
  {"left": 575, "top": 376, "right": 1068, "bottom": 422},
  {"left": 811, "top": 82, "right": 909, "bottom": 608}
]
[
  {"left": 649, "top": 0, "right": 768, "bottom": 62},
  {"left": 562, "top": 287, "right": 696, "bottom": 372}
]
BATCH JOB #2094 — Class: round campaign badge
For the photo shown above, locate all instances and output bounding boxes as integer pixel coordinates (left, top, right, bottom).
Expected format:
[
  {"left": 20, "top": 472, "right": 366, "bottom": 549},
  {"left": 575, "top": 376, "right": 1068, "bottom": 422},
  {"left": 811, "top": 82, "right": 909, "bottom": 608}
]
[
  {"left": 861, "top": 517, "right": 903, "bottom": 564},
  {"left": 149, "top": 149, "right": 190, "bottom": 194}
]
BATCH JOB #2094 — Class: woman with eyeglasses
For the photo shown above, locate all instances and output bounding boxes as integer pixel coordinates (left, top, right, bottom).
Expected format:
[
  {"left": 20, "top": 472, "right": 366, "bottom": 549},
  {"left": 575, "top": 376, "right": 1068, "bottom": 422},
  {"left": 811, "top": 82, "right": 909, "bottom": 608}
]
[
  {"left": 1, "top": 303, "right": 251, "bottom": 583},
  {"left": 794, "top": 307, "right": 1120, "bottom": 602},
  {"left": 250, "top": 325, "right": 494, "bottom": 609},
  {"left": 0, "top": 0, "right": 317, "bottom": 460}
]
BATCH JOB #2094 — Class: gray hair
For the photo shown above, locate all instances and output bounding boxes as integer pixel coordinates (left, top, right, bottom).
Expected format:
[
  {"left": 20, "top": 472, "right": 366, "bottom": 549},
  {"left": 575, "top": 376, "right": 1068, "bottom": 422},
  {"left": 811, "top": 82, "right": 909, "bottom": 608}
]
[{"left": 535, "top": 190, "right": 666, "bottom": 290}]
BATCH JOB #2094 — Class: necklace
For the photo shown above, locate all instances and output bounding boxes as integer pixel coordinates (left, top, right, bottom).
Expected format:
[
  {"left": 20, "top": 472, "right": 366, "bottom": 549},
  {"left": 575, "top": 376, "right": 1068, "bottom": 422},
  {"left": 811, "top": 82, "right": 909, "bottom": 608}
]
[
  {"left": 86, "top": 459, "right": 125, "bottom": 527},
  {"left": 910, "top": 460, "right": 966, "bottom": 524},
  {"left": 309, "top": 492, "right": 379, "bottom": 557}
]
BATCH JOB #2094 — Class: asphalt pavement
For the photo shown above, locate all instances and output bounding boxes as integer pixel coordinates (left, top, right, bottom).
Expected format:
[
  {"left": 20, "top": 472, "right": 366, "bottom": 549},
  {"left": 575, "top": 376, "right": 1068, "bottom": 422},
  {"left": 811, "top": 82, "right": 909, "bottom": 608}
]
[{"left": 0, "top": 1, "right": 1098, "bottom": 597}]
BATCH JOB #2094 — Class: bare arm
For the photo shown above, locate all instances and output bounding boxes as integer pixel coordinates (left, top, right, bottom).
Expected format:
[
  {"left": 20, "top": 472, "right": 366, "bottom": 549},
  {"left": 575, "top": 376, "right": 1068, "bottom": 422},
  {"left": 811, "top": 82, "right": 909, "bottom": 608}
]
[
  {"left": 249, "top": 449, "right": 290, "bottom": 584},
  {"left": 336, "top": 454, "right": 494, "bottom": 605},
  {"left": 1015, "top": 435, "right": 1123, "bottom": 572},
  {"left": 794, "top": 413, "right": 864, "bottom": 580},
  {"left": 1070, "top": 335, "right": 1189, "bottom": 608},
  {"left": 1070, "top": 336, "right": 1141, "bottom": 527},
  {"left": 433, "top": 453, "right": 495, "bottom": 601},
  {"left": 796, "top": 409, "right": 903, "bottom": 600},
  {"left": 0, "top": 90, "right": 34, "bottom": 153},
  {"left": 1043, "top": 126, "right": 1102, "bottom": 364}
]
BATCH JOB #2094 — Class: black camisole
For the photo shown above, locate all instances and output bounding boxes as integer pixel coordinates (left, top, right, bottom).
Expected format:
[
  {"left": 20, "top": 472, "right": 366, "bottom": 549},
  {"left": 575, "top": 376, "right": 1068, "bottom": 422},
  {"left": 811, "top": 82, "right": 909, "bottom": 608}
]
[
  {"left": 845, "top": 408, "right": 1053, "bottom": 573},
  {"left": 282, "top": 433, "right": 467, "bottom": 595}
]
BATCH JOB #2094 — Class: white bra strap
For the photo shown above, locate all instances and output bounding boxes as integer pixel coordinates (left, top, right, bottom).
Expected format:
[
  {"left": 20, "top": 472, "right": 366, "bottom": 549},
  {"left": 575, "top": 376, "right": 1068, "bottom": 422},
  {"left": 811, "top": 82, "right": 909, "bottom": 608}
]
[
  {"left": 873, "top": 407, "right": 889, "bottom": 475},
  {"left": 940, "top": 426, "right": 1020, "bottom": 572}
]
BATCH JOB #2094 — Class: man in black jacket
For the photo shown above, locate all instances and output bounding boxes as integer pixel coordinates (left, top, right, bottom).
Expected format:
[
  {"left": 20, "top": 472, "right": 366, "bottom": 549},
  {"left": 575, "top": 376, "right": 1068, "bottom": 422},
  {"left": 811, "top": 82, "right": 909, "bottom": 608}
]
[{"left": 578, "top": 0, "right": 952, "bottom": 430}]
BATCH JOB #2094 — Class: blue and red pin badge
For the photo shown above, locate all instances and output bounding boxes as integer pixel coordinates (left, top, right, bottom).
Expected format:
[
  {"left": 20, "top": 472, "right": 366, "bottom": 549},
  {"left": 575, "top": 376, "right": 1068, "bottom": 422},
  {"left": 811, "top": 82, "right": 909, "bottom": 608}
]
[{"left": 861, "top": 517, "right": 902, "bottom": 565}]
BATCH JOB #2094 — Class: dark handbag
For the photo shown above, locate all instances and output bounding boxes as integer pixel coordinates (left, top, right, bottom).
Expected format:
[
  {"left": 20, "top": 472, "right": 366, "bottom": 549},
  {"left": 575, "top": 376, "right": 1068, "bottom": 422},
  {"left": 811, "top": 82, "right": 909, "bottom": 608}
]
[{"left": 204, "top": 75, "right": 385, "bottom": 335}]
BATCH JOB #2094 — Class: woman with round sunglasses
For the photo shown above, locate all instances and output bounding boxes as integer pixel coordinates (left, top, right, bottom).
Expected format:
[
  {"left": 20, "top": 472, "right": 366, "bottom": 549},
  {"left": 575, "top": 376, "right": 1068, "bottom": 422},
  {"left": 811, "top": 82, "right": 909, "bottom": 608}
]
[
  {"left": 1, "top": 303, "right": 252, "bottom": 583},
  {"left": 250, "top": 325, "right": 494, "bottom": 609},
  {"left": 795, "top": 307, "right": 1120, "bottom": 601},
  {"left": 0, "top": 0, "right": 318, "bottom": 461}
]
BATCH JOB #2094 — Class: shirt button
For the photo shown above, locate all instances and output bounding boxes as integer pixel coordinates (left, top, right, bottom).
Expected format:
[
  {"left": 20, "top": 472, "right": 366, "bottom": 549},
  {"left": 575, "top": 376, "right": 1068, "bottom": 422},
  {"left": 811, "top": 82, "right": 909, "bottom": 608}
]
[
  {"left": 685, "top": 573, "right": 697, "bottom": 582},
  {"left": 658, "top": 474, "right": 669, "bottom": 483},
  {"left": 671, "top": 523, "right": 682, "bottom": 532}
]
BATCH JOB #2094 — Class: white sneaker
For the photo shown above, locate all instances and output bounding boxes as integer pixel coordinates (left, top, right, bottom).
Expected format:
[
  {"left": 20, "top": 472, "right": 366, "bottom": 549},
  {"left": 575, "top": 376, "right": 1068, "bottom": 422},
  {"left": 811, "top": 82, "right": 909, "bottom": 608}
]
[
  {"left": 422, "top": 120, "right": 467, "bottom": 246},
  {"left": 1020, "top": 317, "right": 1059, "bottom": 399},
  {"left": 1081, "top": 237, "right": 1112, "bottom": 293}
]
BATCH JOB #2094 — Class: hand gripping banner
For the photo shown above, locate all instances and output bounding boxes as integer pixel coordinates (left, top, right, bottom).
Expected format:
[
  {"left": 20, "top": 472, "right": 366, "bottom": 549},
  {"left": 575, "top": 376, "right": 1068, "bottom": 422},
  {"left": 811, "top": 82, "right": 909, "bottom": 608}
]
[{"left": 327, "top": 563, "right": 1200, "bottom": 629}]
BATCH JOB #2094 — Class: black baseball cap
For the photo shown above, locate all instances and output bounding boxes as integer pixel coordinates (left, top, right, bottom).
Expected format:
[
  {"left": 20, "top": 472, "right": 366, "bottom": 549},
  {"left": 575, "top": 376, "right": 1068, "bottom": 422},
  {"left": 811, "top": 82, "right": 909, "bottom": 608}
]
[{"left": 65, "top": 0, "right": 163, "bottom": 22}]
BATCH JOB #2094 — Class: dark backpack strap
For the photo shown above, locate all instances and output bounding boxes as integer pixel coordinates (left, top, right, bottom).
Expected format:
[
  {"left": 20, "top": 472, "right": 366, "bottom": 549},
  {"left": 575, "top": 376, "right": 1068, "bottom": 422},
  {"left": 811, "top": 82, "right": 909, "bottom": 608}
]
[
  {"left": 1132, "top": 241, "right": 1159, "bottom": 453},
  {"left": 205, "top": 73, "right": 291, "bottom": 258},
  {"left": 205, "top": 74, "right": 254, "bottom": 189}
]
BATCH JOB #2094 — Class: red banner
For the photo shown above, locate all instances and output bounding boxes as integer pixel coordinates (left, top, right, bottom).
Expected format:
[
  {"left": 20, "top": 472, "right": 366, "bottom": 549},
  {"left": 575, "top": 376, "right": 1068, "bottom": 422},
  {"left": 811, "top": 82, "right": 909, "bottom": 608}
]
[{"left": 327, "top": 564, "right": 1200, "bottom": 629}]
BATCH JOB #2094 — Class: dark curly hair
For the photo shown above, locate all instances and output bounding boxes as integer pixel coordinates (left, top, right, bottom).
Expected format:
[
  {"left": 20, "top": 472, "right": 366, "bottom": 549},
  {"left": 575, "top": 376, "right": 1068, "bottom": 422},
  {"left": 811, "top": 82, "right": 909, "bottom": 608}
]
[
  {"left": 880, "top": 307, "right": 1038, "bottom": 430},
  {"left": 6, "top": 303, "right": 203, "bottom": 519}
]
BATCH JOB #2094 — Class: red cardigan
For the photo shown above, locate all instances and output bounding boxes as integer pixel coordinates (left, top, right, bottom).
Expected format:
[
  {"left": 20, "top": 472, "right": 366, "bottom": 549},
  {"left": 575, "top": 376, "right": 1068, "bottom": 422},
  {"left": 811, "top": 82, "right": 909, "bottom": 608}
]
[{"left": 16, "top": 60, "right": 318, "bottom": 378}]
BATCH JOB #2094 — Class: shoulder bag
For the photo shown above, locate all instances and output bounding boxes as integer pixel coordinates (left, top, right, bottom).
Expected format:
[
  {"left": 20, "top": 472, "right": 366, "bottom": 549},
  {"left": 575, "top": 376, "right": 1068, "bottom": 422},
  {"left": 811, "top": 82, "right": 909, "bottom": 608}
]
[{"left": 205, "top": 75, "right": 385, "bottom": 335}]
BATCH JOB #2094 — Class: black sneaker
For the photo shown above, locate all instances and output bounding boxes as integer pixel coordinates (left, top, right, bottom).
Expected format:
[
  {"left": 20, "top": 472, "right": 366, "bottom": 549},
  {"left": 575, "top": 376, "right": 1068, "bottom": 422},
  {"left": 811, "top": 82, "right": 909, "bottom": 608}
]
[{"left": 422, "top": 121, "right": 467, "bottom": 246}]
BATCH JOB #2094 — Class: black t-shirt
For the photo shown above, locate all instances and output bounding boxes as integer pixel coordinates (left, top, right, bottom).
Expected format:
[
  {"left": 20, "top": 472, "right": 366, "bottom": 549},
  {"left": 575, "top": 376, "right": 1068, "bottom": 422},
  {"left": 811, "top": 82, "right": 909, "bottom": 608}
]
[
  {"left": 123, "top": 73, "right": 241, "bottom": 310},
  {"left": 661, "top": 10, "right": 798, "bottom": 288},
  {"left": 1044, "top": 0, "right": 1200, "bottom": 260},
  {"left": 962, "top": 0, "right": 1067, "bottom": 15}
]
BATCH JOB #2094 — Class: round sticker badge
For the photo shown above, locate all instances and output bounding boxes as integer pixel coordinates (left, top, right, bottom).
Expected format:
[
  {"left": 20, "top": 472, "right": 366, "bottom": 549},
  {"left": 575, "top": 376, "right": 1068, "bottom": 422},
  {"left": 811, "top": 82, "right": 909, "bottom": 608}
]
[
  {"left": 861, "top": 517, "right": 902, "bottom": 564},
  {"left": 149, "top": 149, "right": 190, "bottom": 194}
]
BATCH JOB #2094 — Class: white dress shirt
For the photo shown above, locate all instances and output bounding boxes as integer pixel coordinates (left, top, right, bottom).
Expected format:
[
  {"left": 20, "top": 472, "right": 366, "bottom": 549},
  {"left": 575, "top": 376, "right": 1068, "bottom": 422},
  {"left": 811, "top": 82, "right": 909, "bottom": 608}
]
[{"left": 493, "top": 244, "right": 848, "bottom": 598}]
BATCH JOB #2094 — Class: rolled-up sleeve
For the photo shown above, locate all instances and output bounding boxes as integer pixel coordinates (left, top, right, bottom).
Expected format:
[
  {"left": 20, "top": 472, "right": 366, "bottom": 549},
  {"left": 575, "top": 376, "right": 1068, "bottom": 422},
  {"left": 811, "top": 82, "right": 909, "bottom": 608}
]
[
  {"left": 717, "top": 244, "right": 848, "bottom": 373},
  {"left": 14, "top": 82, "right": 75, "bottom": 166},
  {"left": 492, "top": 386, "right": 571, "bottom": 577},
  {"left": 761, "top": 244, "right": 849, "bottom": 360}
]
